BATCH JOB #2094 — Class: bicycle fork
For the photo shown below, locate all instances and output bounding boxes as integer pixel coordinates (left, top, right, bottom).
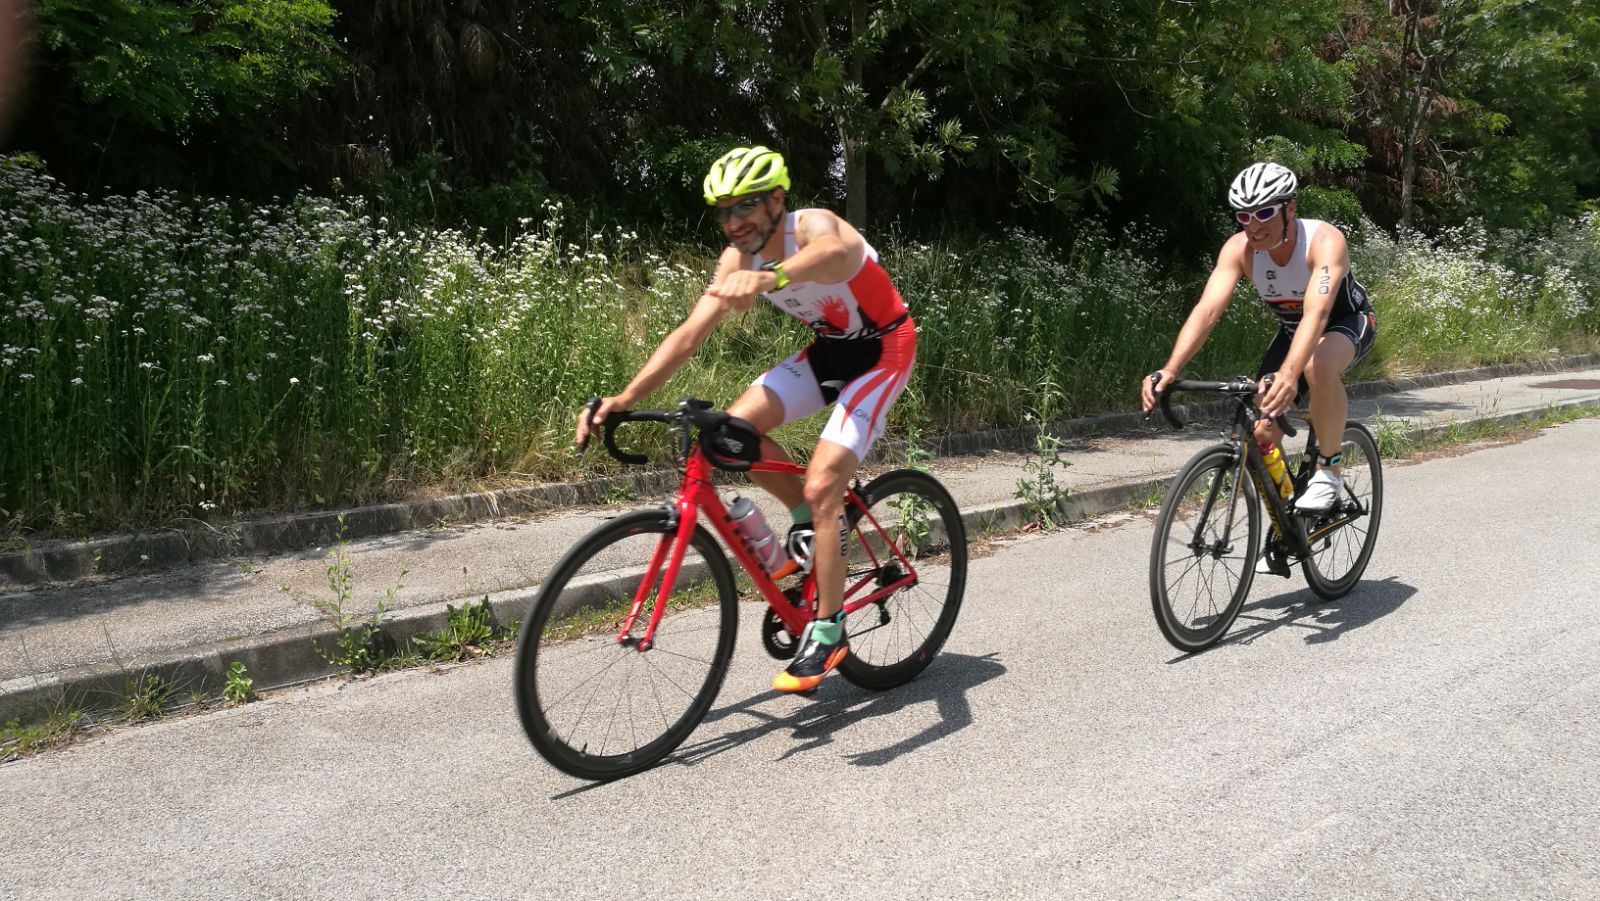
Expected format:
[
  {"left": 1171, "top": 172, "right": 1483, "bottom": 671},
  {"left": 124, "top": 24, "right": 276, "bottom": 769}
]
[
  {"left": 618, "top": 497, "right": 699, "bottom": 652},
  {"left": 1188, "top": 441, "right": 1249, "bottom": 559}
]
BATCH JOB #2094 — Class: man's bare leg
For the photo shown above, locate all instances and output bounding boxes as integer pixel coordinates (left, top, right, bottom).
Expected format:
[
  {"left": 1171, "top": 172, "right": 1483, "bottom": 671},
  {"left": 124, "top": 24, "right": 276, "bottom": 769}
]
[
  {"left": 1304, "top": 334, "right": 1357, "bottom": 476},
  {"left": 771, "top": 438, "right": 860, "bottom": 692},
  {"left": 727, "top": 385, "right": 805, "bottom": 507}
]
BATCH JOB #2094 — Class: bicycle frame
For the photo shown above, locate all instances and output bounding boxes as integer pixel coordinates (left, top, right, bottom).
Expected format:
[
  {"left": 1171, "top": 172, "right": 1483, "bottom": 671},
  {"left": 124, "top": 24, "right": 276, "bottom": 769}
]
[
  {"left": 1220, "top": 405, "right": 1367, "bottom": 557},
  {"left": 617, "top": 447, "right": 922, "bottom": 651}
]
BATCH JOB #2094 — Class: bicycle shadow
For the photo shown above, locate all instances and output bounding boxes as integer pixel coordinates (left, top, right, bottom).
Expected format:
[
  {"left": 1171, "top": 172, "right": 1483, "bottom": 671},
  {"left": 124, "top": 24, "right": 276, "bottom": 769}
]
[
  {"left": 674, "top": 651, "right": 1005, "bottom": 770},
  {"left": 1222, "top": 575, "right": 1416, "bottom": 649},
  {"left": 544, "top": 652, "right": 1005, "bottom": 798}
]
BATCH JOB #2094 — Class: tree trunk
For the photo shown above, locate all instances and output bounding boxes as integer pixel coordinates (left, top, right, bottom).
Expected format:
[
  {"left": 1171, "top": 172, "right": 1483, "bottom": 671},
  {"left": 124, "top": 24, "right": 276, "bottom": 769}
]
[
  {"left": 1398, "top": 65, "right": 1426, "bottom": 235},
  {"left": 1398, "top": 0, "right": 1451, "bottom": 237},
  {"left": 1397, "top": 3, "right": 1422, "bottom": 235},
  {"left": 843, "top": 0, "right": 868, "bottom": 226},
  {"left": 844, "top": 133, "right": 867, "bottom": 225}
]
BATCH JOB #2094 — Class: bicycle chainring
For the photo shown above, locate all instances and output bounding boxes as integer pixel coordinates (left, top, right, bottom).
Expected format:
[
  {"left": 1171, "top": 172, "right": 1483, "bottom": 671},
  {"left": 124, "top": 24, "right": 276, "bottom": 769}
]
[{"left": 760, "top": 608, "right": 797, "bottom": 660}]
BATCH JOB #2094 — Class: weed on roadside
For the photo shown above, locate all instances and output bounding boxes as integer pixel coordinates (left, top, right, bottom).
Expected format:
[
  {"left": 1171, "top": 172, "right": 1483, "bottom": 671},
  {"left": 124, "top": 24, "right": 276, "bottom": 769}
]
[
  {"left": 1128, "top": 481, "right": 1169, "bottom": 512},
  {"left": 1015, "top": 379, "right": 1072, "bottom": 529},
  {"left": 1524, "top": 403, "right": 1600, "bottom": 430},
  {"left": 1369, "top": 413, "right": 1416, "bottom": 459},
  {"left": 222, "top": 661, "right": 256, "bottom": 705},
  {"left": 120, "top": 673, "right": 174, "bottom": 722},
  {"left": 412, "top": 597, "right": 510, "bottom": 661},
  {"left": 1, "top": 705, "right": 86, "bottom": 760},
  {"left": 312, "top": 515, "right": 401, "bottom": 674},
  {"left": 902, "top": 422, "right": 934, "bottom": 473}
]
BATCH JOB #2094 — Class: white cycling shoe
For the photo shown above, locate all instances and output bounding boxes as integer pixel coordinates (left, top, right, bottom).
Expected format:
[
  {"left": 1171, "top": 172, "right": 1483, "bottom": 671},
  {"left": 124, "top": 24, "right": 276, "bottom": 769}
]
[{"left": 1294, "top": 469, "right": 1343, "bottom": 513}]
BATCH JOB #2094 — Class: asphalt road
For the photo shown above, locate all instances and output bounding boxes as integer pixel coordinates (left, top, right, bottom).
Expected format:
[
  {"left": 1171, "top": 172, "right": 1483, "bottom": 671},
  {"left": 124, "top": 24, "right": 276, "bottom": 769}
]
[{"left": 4, "top": 419, "right": 1599, "bottom": 901}]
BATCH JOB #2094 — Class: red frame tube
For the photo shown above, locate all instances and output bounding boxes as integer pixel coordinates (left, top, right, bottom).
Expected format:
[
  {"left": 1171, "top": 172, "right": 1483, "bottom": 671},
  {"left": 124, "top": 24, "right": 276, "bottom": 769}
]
[{"left": 624, "top": 449, "right": 921, "bottom": 650}]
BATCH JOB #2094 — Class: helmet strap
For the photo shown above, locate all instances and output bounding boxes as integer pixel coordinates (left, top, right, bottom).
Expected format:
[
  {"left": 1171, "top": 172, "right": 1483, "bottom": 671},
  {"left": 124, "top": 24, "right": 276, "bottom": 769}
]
[
  {"left": 1264, "top": 212, "right": 1293, "bottom": 251},
  {"left": 751, "top": 197, "right": 784, "bottom": 256}
]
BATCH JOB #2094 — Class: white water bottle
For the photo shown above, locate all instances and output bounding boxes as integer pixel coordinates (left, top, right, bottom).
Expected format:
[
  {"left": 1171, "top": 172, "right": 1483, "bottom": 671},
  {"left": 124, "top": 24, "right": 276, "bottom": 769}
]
[{"left": 727, "top": 496, "right": 785, "bottom": 574}]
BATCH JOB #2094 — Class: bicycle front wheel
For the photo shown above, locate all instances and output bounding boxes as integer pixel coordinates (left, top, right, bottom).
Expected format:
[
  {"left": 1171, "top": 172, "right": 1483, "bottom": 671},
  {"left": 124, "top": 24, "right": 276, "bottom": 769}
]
[
  {"left": 1150, "top": 445, "right": 1260, "bottom": 652},
  {"left": 1302, "top": 422, "right": 1383, "bottom": 599},
  {"left": 513, "top": 510, "right": 738, "bottom": 781},
  {"left": 836, "top": 469, "right": 968, "bottom": 690}
]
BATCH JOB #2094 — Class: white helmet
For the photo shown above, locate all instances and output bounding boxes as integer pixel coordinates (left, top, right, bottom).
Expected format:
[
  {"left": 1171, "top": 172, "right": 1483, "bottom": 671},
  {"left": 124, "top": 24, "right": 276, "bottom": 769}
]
[{"left": 1228, "top": 162, "right": 1298, "bottom": 209}]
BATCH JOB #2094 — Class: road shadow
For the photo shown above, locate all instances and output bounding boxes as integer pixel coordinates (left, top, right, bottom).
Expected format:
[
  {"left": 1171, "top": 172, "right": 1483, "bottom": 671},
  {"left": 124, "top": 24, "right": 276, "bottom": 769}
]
[
  {"left": 686, "top": 651, "right": 1005, "bottom": 767},
  {"left": 548, "top": 651, "right": 1005, "bottom": 797},
  {"left": 1161, "top": 576, "right": 1416, "bottom": 664},
  {"left": 1226, "top": 575, "right": 1417, "bottom": 648}
]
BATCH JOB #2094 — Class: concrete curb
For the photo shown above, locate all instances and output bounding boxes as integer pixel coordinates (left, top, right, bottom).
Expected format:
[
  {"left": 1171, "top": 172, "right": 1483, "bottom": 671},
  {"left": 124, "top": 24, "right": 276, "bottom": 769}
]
[
  {"left": 4, "top": 394, "right": 1598, "bottom": 727},
  {"left": 3, "top": 352, "right": 1598, "bottom": 590}
]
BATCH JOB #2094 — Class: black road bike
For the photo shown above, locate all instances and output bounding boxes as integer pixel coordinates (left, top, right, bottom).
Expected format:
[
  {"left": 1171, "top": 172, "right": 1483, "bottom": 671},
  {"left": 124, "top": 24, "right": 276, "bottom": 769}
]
[{"left": 1147, "top": 377, "right": 1383, "bottom": 652}]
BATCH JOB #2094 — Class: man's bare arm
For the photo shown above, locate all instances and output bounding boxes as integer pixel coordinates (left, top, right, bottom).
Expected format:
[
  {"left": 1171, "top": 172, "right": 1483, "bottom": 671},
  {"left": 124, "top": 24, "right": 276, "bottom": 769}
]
[{"left": 787, "top": 210, "right": 864, "bottom": 283}]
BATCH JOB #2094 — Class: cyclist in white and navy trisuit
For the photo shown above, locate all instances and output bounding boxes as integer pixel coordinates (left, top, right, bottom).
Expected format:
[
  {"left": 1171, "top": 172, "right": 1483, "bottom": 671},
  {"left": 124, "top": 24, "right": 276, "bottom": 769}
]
[
  {"left": 575, "top": 146, "right": 916, "bottom": 693},
  {"left": 1141, "top": 162, "right": 1377, "bottom": 533}
]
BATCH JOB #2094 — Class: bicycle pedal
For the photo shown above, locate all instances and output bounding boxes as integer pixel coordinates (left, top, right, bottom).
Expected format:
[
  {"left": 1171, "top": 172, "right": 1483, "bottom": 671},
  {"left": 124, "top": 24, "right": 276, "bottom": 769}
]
[{"left": 1256, "top": 553, "right": 1293, "bottom": 578}]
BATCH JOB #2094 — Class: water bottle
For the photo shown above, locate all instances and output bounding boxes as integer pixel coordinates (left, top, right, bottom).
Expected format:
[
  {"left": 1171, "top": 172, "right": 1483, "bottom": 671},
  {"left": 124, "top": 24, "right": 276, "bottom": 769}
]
[
  {"left": 1259, "top": 441, "right": 1293, "bottom": 500},
  {"left": 727, "top": 496, "right": 786, "bottom": 574}
]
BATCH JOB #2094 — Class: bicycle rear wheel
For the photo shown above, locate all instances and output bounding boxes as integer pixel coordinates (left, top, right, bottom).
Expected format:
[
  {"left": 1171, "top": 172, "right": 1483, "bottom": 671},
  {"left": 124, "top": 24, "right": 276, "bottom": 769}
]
[
  {"left": 1302, "top": 422, "right": 1383, "bottom": 599},
  {"left": 1150, "top": 446, "right": 1260, "bottom": 652},
  {"left": 836, "top": 469, "right": 968, "bottom": 690},
  {"left": 514, "top": 510, "right": 738, "bottom": 781}
]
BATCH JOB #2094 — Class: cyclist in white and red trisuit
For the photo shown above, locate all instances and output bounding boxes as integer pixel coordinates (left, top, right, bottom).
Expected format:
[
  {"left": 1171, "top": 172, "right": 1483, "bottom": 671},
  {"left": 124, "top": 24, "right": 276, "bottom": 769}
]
[
  {"left": 575, "top": 146, "right": 916, "bottom": 692},
  {"left": 1140, "top": 162, "right": 1377, "bottom": 574}
]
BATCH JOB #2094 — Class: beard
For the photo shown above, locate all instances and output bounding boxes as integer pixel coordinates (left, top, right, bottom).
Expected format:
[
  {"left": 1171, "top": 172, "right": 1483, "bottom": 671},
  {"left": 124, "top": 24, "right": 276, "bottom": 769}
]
[{"left": 728, "top": 208, "right": 780, "bottom": 255}]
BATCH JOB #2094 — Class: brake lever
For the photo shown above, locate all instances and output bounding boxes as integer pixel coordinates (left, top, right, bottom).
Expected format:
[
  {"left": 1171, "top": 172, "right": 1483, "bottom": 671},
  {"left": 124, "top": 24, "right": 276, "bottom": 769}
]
[
  {"left": 574, "top": 396, "right": 603, "bottom": 454},
  {"left": 1255, "top": 375, "right": 1299, "bottom": 438},
  {"left": 1142, "top": 372, "right": 1164, "bottom": 426}
]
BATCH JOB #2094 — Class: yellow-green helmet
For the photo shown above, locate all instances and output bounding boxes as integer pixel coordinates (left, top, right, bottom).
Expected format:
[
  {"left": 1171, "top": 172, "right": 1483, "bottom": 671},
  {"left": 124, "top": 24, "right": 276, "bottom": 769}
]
[{"left": 703, "top": 146, "right": 790, "bottom": 205}]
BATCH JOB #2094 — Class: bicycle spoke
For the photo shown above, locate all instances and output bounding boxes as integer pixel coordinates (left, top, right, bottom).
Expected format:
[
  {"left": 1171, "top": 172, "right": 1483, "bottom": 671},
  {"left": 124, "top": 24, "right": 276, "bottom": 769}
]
[
  {"left": 1301, "top": 424, "right": 1383, "bottom": 599},
  {"left": 516, "top": 512, "right": 737, "bottom": 779},
  {"left": 836, "top": 471, "right": 966, "bottom": 689},
  {"left": 1150, "top": 449, "right": 1258, "bottom": 651}
]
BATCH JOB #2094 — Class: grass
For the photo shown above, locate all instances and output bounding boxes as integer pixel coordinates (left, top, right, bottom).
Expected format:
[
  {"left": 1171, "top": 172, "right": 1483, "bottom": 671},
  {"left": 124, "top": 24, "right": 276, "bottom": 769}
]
[
  {"left": 1, "top": 705, "right": 86, "bottom": 760},
  {"left": 1392, "top": 404, "right": 1600, "bottom": 461},
  {"left": 3, "top": 154, "right": 1599, "bottom": 541},
  {"left": 1369, "top": 412, "right": 1417, "bottom": 459},
  {"left": 119, "top": 673, "right": 175, "bottom": 722}
]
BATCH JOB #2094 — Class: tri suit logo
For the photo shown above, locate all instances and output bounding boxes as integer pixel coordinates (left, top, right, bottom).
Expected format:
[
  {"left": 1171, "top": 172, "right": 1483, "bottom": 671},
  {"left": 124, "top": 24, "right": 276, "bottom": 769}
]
[{"left": 817, "top": 296, "right": 851, "bottom": 336}]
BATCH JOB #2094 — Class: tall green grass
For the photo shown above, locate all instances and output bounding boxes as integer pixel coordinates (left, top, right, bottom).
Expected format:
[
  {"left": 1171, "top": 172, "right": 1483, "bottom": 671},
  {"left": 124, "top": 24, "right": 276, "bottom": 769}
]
[{"left": 3, "top": 156, "right": 1598, "bottom": 535}]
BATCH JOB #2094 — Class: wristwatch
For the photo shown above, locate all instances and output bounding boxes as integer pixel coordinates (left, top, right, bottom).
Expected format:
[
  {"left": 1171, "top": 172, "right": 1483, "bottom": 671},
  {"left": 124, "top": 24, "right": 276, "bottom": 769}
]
[{"left": 761, "top": 260, "right": 790, "bottom": 290}]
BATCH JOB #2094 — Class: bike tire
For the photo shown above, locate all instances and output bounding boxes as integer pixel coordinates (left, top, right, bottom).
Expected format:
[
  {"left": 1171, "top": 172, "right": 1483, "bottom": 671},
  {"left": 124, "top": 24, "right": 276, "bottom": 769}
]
[
  {"left": 1302, "top": 422, "right": 1383, "bottom": 600},
  {"left": 514, "top": 509, "right": 738, "bottom": 781},
  {"left": 836, "top": 469, "right": 968, "bottom": 690},
  {"left": 1149, "top": 445, "right": 1261, "bottom": 652}
]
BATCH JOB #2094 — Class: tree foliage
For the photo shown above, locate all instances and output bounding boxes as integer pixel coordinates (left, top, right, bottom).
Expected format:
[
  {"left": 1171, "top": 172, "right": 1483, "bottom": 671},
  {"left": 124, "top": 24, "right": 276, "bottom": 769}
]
[
  {"left": 18, "top": 0, "right": 342, "bottom": 189},
  {"left": 1447, "top": 0, "right": 1600, "bottom": 227},
  {"left": 6, "top": 0, "right": 1597, "bottom": 235}
]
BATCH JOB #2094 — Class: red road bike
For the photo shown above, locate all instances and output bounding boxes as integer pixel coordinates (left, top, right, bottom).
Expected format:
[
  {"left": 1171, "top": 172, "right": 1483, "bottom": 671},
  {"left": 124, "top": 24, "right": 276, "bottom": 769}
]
[{"left": 514, "top": 398, "right": 967, "bottom": 780}]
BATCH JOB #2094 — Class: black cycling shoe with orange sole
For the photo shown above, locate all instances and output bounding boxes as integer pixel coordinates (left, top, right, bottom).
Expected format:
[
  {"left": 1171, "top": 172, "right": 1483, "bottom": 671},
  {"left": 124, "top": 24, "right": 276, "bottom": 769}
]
[{"left": 773, "top": 624, "right": 848, "bottom": 694}]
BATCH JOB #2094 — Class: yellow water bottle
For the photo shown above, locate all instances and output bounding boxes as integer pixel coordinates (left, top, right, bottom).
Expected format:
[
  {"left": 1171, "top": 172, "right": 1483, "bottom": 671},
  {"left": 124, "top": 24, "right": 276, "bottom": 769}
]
[{"left": 1259, "top": 441, "right": 1293, "bottom": 500}]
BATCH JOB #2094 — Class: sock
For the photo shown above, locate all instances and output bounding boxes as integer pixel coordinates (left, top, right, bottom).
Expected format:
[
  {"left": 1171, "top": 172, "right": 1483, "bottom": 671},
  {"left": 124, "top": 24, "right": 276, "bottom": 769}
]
[
  {"left": 810, "top": 611, "right": 844, "bottom": 644},
  {"left": 790, "top": 503, "right": 812, "bottom": 526}
]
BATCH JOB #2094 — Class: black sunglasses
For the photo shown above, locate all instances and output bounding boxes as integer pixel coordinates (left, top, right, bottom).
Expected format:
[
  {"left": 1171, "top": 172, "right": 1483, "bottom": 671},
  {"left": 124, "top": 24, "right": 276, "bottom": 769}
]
[{"left": 713, "top": 193, "right": 771, "bottom": 224}]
